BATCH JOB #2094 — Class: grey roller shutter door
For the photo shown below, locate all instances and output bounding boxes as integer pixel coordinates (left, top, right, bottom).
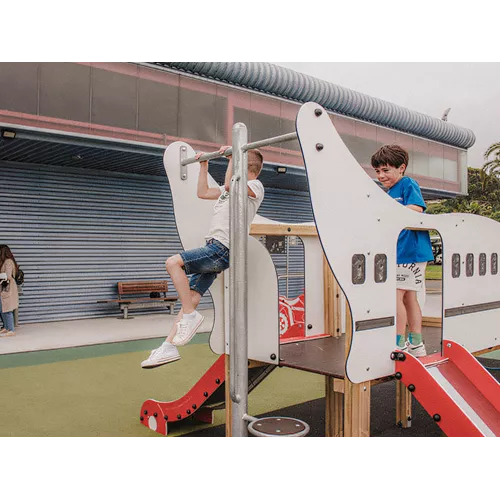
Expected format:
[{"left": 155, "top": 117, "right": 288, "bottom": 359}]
[
  {"left": 1, "top": 162, "right": 313, "bottom": 323},
  {"left": 1, "top": 162, "right": 184, "bottom": 323}
]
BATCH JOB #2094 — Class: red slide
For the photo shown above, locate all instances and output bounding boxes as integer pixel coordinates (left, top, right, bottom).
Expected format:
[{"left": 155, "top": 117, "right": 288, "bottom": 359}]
[
  {"left": 395, "top": 340, "right": 500, "bottom": 436},
  {"left": 140, "top": 355, "right": 226, "bottom": 436},
  {"left": 140, "top": 355, "right": 276, "bottom": 436}
]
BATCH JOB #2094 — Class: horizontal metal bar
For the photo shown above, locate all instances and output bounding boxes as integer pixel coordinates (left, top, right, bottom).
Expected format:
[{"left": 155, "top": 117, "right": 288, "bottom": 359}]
[
  {"left": 355, "top": 316, "right": 395, "bottom": 332},
  {"left": 242, "top": 132, "right": 298, "bottom": 152},
  {"left": 445, "top": 301, "right": 500, "bottom": 318},
  {"left": 180, "top": 132, "right": 298, "bottom": 166},
  {"left": 277, "top": 274, "right": 305, "bottom": 280},
  {"left": 181, "top": 148, "right": 233, "bottom": 166}
]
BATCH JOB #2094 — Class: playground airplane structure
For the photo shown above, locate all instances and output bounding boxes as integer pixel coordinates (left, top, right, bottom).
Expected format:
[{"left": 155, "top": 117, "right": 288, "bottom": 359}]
[{"left": 140, "top": 102, "right": 500, "bottom": 437}]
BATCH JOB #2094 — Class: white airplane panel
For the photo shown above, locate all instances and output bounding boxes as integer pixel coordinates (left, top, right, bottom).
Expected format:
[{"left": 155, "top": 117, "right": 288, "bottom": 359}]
[{"left": 296, "top": 102, "right": 500, "bottom": 383}]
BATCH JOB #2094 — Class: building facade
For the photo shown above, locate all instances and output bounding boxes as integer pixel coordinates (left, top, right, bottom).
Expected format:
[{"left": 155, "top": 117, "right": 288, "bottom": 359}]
[{"left": 0, "top": 62, "right": 475, "bottom": 323}]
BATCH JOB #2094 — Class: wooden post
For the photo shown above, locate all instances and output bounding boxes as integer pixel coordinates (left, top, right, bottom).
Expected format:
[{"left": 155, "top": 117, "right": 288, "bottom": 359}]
[
  {"left": 225, "top": 355, "right": 232, "bottom": 437},
  {"left": 323, "top": 256, "right": 342, "bottom": 339},
  {"left": 343, "top": 303, "right": 371, "bottom": 437},
  {"left": 396, "top": 380, "right": 412, "bottom": 428},
  {"left": 325, "top": 377, "right": 344, "bottom": 437}
]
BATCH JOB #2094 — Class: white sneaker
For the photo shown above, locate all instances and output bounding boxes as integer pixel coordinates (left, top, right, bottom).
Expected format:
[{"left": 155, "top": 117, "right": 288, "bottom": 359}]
[
  {"left": 396, "top": 341, "right": 409, "bottom": 352},
  {"left": 172, "top": 311, "right": 204, "bottom": 346},
  {"left": 141, "top": 341, "right": 181, "bottom": 369},
  {"left": 408, "top": 342, "right": 427, "bottom": 358}
]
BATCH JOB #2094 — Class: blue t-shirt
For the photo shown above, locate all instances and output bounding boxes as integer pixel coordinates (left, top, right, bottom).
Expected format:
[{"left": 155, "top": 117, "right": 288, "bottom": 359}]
[{"left": 388, "top": 176, "right": 434, "bottom": 264}]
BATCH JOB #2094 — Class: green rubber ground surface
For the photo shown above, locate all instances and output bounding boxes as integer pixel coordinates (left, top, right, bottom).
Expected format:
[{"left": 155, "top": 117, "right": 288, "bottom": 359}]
[{"left": 0, "top": 334, "right": 324, "bottom": 437}]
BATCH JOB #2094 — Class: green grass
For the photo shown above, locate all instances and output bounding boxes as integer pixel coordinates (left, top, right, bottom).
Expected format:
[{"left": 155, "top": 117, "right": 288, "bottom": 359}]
[{"left": 426, "top": 264, "right": 442, "bottom": 280}]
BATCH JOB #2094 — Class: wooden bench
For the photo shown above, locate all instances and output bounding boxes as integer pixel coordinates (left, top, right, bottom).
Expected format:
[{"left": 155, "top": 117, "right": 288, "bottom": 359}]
[{"left": 98, "top": 280, "right": 178, "bottom": 319}]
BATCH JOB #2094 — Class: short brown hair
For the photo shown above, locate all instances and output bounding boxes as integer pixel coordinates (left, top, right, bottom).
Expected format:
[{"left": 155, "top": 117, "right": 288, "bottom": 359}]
[
  {"left": 371, "top": 144, "right": 408, "bottom": 171},
  {"left": 248, "top": 149, "right": 263, "bottom": 177}
]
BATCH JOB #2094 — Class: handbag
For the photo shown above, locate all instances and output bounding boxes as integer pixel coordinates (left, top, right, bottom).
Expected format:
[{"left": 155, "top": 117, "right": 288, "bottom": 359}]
[{"left": 15, "top": 268, "right": 24, "bottom": 286}]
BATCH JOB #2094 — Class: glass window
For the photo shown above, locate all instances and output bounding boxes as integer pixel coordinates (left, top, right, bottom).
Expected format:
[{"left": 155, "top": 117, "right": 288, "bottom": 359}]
[
  {"left": 376, "top": 127, "right": 396, "bottom": 146},
  {"left": 412, "top": 138, "right": 430, "bottom": 177},
  {"left": 40, "top": 63, "right": 91, "bottom": 123},
  {"left": 0, "top": 62, "right": 39, "bottom": 114},
  {"left": 429, "top": 142, "right": 444, "bottom": 181},
  {"left": 443, "top": 147, "right": 459, "bottom": 183},
  {"left": 91, "top": 67, "right": 138, "bottom": 130},
  {"left": 178, "top": 77, "right": 220, "bottom": 143},
  {"left": 138, "top": 76, "right": 179, "bottom": 136},
  {"left": 394, "top": 133, "right": 414, "bottom": 175}
]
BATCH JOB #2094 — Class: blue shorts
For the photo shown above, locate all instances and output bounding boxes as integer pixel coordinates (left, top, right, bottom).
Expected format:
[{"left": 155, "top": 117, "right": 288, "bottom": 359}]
[{"left": 179, "top": 239, "right": 230, "bottom": 296}]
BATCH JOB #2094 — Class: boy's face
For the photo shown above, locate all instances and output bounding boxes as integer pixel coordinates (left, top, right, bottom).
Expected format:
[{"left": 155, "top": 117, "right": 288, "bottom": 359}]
[{"left": 373, "top": 164, "right": 405, "bottom": 189}]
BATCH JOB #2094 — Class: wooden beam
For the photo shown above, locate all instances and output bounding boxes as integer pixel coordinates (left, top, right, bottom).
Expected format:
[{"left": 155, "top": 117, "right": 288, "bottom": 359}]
[
  {"left": 422, "top": 316, "right": 442, "bottom": 327},
  {"left": 323, "top": 256, "right": 334, "bottom": 337},
  {"left": 395, "top": 380, "right": 412, "bottom": 429},
  {"left": 344, "top": 380, "right": 371, "bottom": 437},
  {"left": 343, "top": 304, "right": 371, "bottom": 437},
  {"left": 250, "top": 223, "right": 318, "bottom": 237},
  {"left": 325, "top": 376, "right": 344, "bottom": 437}
]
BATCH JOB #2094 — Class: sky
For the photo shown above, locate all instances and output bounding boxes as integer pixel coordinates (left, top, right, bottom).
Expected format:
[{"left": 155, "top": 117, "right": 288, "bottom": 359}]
[{"left": 274, "top": 63, "right": 500, "bottom": 169}]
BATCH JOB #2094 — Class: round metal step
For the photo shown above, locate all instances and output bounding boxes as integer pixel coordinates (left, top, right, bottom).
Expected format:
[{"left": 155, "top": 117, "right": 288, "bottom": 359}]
[{"left": 248, "top": 417, "right": 310, "bottom": 437}]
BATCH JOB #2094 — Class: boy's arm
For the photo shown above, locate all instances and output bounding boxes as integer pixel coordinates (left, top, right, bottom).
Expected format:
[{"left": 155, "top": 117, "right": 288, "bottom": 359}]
[
  {"left": 407, "top": 204, "right": 424, "bottom": 213},
  {"left": 404, "top": 179, "right": 426, "bottom": 213},
  {"left": 196, "top": 153, "right": 222, "bottom": 200}
]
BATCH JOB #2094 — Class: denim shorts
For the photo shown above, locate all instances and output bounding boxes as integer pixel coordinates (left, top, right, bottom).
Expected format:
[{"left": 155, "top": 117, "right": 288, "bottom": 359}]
[{"left": 180, "top": 239, "right": 230, "bottom": 296}]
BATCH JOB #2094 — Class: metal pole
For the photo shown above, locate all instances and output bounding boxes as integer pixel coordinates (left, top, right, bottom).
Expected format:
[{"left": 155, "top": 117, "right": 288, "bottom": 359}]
[{"left": 229, "top": 122, "right": 249, "bottom": 437}]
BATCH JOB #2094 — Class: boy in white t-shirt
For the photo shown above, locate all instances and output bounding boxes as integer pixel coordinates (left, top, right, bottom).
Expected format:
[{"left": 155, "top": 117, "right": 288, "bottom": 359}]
[{"left": 142, "top": 146, "right": 265, "bottom": 368}]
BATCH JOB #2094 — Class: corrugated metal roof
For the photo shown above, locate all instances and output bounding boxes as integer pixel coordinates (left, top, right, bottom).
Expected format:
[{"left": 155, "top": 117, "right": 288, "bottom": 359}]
[{"left": 151, "top": 62, "right": 475, "bottom": 150}]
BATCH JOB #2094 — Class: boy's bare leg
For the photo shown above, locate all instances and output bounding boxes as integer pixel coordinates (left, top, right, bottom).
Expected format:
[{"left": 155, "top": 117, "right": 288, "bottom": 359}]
[
  {"left": 166, "top": 290, "right": 202, "bottom": 343},
  {"left": 403, "top": 290, "right": 422, "bottom": 334},
  {"left": 165, "top": 254, "right": 196, "bottom": 314},
  {"left": 396, "top": 289, "right": 408, "bottom": 340}
]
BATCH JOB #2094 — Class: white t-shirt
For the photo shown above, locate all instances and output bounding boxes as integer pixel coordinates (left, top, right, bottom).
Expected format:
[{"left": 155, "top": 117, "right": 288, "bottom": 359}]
[{"left": 205, "top": 179, "right": 265, "bottom": 249}]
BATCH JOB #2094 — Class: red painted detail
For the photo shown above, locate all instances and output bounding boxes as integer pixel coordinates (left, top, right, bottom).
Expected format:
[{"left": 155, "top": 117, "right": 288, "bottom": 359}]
[
  {"left": 395, "top": 354, "right": 484, "bottom": 437},
  {"left": 443, "top": 340, "right": 500, "bottom": 414},
  {"left": 279, "top": 294, "right": 305, "bottom": 341},
  {"left": 140, "top": 355, "right": 226, "bottom": 436}
]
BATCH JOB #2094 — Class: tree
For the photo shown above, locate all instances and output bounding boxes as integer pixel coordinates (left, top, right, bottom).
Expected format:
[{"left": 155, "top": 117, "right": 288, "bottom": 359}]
[
  {"left": 483, "top": 142, "right": 500, "bottom": 178},
  {"left": 426, "top": 165, "right": 500, "bottom": 222}
]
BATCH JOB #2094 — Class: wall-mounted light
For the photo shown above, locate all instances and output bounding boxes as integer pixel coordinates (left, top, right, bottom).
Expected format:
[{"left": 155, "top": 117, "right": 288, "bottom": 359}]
[
  {"left": 1, "top": 130, "right": 16, "bottom": 139},
  {"left": 276, "top": 166, "right": 287, "bottom": 174}
]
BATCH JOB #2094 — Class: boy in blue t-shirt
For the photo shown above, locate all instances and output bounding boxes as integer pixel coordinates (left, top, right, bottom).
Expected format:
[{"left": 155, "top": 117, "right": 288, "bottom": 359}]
[{"left": 371, "top": 145, "right": 434, "bottom": 357}]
